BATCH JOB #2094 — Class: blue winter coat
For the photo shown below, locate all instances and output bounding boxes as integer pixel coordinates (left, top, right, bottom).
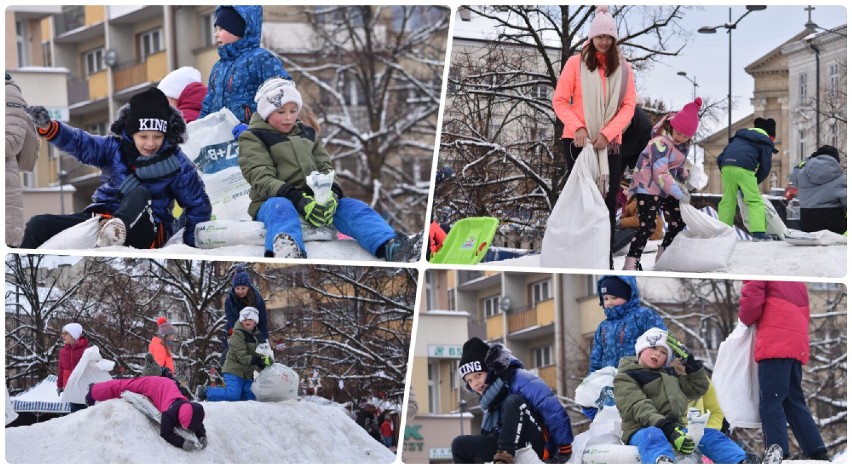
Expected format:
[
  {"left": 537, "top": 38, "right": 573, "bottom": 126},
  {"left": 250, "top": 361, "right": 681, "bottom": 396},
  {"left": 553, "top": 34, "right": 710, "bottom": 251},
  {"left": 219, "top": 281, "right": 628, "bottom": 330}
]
[
  {"left": 716, "top": 128, "right": 777, "bottom": 184},
  {"left": 481, "top": 343, "right": 573, "bottom": 457},
  {"left": 589, "top": 275, "right": 666, "bottom": 375},
  {"left": 44, "top": 105, "right": 211, "bottom": 246},
  {"left": 225, "top": 285, "right": 269, "bottom": 341},
  {"left": 199, "top": 6, "right": 292, "bottom": 123}
]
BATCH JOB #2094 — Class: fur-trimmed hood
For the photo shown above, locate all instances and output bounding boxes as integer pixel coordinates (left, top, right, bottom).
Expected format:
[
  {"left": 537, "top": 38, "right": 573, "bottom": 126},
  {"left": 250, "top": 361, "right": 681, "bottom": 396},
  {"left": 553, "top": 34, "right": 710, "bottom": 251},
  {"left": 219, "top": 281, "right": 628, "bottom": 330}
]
[
  {"left": 110, "top": 102, "right": 187, "bottom": 145},
  {"left": 484, "top": 343, "right": 525, "bottom": 383}
]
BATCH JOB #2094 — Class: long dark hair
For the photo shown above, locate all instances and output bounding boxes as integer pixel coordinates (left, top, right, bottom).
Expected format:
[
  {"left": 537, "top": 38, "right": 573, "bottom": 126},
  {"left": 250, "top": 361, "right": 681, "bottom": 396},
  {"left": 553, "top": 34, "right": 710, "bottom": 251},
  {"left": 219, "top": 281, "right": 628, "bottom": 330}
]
[
  {"left": 236, "top": 286, "right": 257, "bottom": 308},
  {"left": 582, "top": 39, "right": 621, "bottom": 78}
]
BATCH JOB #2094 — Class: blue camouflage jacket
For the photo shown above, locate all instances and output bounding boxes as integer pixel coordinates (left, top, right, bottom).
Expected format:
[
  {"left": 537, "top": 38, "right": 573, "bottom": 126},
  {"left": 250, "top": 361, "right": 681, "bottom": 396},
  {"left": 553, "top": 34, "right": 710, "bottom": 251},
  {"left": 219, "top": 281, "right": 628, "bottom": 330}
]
[
  {"left": 199, "top": 5, "right": 292, "bottom": 123},
  {"left": 589, "top": 275, "right": 666, "bottom": 375}
]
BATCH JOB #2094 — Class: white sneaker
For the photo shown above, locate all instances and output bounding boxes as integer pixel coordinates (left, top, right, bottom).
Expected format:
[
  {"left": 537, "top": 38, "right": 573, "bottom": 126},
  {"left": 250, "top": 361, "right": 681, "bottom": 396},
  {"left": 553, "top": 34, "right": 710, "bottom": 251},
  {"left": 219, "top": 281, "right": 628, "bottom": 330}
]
[
  {"left": 95, "top": 218, "right": 126, "bottom": 247},
  {"left": 272, "top": 233, "right": 306, "bottom": 258}
]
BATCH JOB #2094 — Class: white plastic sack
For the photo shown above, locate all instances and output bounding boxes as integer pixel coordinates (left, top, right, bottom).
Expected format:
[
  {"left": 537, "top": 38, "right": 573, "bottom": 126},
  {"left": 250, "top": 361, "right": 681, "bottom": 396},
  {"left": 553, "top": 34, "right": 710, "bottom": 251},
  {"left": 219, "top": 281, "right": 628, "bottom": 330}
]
[
  {"left": 686, "top": 163, "right": 709, "bottom": 191},
  {"left": 712, "top": 321, "right": 761, "bottom": 428},
  {"left": 654, "top": 203, "right": 737, "bottom": 272},
  {"left": 181, "top": 108, "right": 253, "bottom": 222},
  {"left": 513, "top": 445, "right": 545, "bottom": 464},
  {"left": 575, "top": 366, "right": 618, "bottom": 408},
  {"left": 40, "top": 217, "right": 100, "bottom": 250},
  {"left": 582, "top": 444, "right": 641, "bottom": 464},
  {"left": 61, "top": 346, "right": 114, "bottom": 404},
  {"left": 250, "top": 363, "right": 299, "bottom": 402},
  {"left": 737, "top": 193, "right": 786, "bottom": 239},
  {"left": 785, "top": 228, "right": 847, "bottom": 246},
  {"left": 570, "top": 403, "right": 624, "bottom": 463},
  {"left": 541, "top": 145, "right": 610, "bottom": 269},
  {"left": 686, "top": 408, "right": 710, "bottom": 446},
  {"left": 195, "top": 220, "right": 266, "bottom": 248}
]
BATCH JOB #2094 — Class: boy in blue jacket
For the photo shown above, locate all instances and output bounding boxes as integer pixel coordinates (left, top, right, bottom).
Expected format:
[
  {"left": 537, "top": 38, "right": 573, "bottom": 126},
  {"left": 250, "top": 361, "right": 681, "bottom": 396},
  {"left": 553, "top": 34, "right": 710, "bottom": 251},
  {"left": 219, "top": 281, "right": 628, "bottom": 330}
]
[
  {"left": 198, "top": 6, "right": 291, "bottom": 125},
  {"left": 21, "top": 87, "right": 211, "bottom": 249},
  {"left": 451, "top": 337, "right": 573, "bottom": 464},
  {"left": 716, "top": 117, "right": 778, "bottom": 240}
]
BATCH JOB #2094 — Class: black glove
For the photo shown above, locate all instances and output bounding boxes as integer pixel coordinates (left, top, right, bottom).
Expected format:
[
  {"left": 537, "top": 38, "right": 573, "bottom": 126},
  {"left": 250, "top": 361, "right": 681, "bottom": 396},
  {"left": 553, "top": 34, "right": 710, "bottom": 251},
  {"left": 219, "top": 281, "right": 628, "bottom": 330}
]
[
  {"left": 545, "top": 445, "right": 572, "bottom": 464},
  {"left": 57, "top": 387, "right": 63, "bottom": 397},
  {"left": 25, "top": 105, "right": 52, "bottom": 128},
  {"left": 161, "top": 367, "right": 174, "bottom": 379},
  {"left": 199, "top": 436, "right": 208, "bottom": 449},
  {"left": 657, "top": 418, "right": 695, "bottom": 454},
  {"left": 682, "top": 354, "right": 703, "bottom": 374},
  {"left": 251, "top": 355, "right": 272, "bottom": 370},
  {"left": 182, "top": 439, "right": 197, "bottom": 451}
]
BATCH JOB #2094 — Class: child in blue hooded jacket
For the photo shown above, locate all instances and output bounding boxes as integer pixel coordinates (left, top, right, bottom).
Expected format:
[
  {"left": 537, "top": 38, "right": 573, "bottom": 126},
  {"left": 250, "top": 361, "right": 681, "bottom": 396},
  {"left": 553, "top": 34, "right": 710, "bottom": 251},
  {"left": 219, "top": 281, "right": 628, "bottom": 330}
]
[
  {"left": 21, "top": 88, "right": 211, "bottom": 249},
  {"left": 716, "top": 117, "right": 778, "bottom": 240},
  {"left": 199, "top": 6, "right": 292, "bottom": 124},
  {"left": 451, "top": 338, "right": 573, "bottom": 464},
  {"left": 582, "top": 275, "right": 666, "bottom": 420}
]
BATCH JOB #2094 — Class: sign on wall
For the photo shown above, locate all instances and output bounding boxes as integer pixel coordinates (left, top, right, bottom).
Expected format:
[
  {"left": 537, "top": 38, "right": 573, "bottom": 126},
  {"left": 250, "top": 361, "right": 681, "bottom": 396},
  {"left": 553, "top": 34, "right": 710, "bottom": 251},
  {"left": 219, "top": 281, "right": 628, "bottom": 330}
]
[{"left": 427, "top": 344, "right": 462, "bottom": 358}]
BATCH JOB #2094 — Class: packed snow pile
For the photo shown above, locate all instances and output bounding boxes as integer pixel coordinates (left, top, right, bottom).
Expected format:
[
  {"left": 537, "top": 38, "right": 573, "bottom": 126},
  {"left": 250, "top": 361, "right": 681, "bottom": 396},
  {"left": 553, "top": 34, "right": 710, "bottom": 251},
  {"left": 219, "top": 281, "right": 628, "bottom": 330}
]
[{"left": 5, "top": 398, "right": 396, "bottom": 464}]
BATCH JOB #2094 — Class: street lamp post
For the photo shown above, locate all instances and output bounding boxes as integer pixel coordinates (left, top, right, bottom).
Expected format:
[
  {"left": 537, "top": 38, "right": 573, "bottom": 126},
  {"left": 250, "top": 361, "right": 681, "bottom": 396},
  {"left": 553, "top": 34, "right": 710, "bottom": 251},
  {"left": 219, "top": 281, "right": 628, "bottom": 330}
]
[
  {"left": 676, "top": 71, "right": 699, "bottom": 100},
  {"left": 699, "top": 5, "right": 767, "bottom": 140}
]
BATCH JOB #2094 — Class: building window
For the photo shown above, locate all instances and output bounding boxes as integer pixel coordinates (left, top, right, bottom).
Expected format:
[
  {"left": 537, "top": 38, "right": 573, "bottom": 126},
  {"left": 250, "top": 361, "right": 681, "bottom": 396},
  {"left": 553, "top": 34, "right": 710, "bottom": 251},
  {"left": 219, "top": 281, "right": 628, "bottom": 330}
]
[
  {"left": 828, "top": 62, "right": 840, "bottom": 97},
  {"left": 829, "top": 123, "right": 838, "bottom": 149},
  {"left": 448, "top": 289, "right": 456, "bottom": 311},
  {"left": 530, "top": 279, "right": 551, "bottom": 305},
  {"left": 482, "top": 295, "right": 499, "bottom": 318},
  {"left": 84, "top": 48, "right": 105, "bottom": 76},
  {"left": 427, "top": 360, "right": 438, "bottom": 413},
  {"left": 22, "top": 171, "right": 35, "bottom": 188},
  {"left": 424, "top": 270, "right": 435, "bottom": 311},
  {"left": 532, "top": 345, "right": 553, "bottom": 368},
  {"left": 202, "top": 13, "right": 216, "bottom": 46},
  {"left": 42, "top": 41, "right": 52, "bottom": 67},
  {"left": 799, "top": 129, "right": 807, "bottom": 162},
  {"left": 16, "top": 20, "right": 27, "bottom": 66},
  {"left": 139, "top": 29, "right": 163, "bottom": 59},
  {"left": 798, "top": 72, "right": 808, "bottom": 105}
]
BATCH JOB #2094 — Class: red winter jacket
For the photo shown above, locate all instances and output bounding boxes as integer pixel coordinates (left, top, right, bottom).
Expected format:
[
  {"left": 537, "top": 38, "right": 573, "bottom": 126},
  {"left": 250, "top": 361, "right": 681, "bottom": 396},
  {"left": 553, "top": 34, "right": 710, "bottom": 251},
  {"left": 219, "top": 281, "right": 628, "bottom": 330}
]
[
  {"left": 176, "top": 82, "right": 208, "bottom": 124},
  {"left": 91, "top": 376, "right": 186, "bottom": 412},
  {"left": 380, "top": 419, "right": 393, "bottom": 437},
  {"left": 738, "top": 281, "right": 810, "bottom": 364},
  {"left": 57, "top": 336, "right": 90, "bottom": 389}
]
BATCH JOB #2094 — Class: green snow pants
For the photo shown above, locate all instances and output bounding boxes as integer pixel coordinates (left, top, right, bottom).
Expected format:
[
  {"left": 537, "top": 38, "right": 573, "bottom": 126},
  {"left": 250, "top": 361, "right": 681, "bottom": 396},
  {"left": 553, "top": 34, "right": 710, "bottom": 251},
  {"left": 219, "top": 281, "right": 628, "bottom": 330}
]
[{"left": 718, "top": 165, "right": 766, "bottom": 233}]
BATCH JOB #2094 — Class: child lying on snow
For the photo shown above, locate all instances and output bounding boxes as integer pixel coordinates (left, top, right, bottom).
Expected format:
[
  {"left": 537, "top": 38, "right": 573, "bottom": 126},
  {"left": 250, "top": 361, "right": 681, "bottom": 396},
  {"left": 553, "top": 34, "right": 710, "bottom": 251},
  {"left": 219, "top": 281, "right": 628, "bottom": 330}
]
[{"left": 87, "top": 376, "right": 206, "bottom": 451}]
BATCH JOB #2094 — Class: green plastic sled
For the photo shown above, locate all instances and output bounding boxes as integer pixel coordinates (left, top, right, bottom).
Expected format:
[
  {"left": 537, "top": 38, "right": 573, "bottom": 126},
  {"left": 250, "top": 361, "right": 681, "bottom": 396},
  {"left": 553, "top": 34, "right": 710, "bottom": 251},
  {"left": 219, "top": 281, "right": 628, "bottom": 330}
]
[{"left": 429, "top": 216, "right": 499, "bottom": 265}]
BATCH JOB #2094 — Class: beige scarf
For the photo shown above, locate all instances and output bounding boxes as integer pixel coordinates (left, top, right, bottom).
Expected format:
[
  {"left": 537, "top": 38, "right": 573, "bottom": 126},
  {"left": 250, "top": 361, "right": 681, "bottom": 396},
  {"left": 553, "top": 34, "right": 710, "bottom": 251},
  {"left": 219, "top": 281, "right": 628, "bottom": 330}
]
[{"left": 579, "top": 54, "right": 626, "bottom": 191}]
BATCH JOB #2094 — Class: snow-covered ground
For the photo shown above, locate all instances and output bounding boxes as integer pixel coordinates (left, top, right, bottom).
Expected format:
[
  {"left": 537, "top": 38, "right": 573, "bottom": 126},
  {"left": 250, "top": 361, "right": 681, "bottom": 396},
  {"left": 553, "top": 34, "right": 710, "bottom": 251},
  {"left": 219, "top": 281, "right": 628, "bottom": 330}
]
[
  {"left": 5, "top": 398, "right": 396, "bottom": 464},
  {"left": 485, "top": 239, "right": 847, "bottom": 278}
]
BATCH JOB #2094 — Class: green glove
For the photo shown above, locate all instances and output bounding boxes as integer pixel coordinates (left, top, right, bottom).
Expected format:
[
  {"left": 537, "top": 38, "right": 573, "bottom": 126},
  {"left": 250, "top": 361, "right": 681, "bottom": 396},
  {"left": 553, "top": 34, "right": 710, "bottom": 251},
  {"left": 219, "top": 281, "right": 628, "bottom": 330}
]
[
  {"left": 666, "top": 331, "right": 690, "bottom": 360},
  {"left": 262, "top": 355, "right": 273, "bottom": 367},
  {"left": 318, "top": 194, "right": 338, "bottom": 223},
  {"left": 669, "top": 426, "right": 695, "bottom": 454},
  {"left": 296, "top": 194, "right": 326, "bottom": 227}
]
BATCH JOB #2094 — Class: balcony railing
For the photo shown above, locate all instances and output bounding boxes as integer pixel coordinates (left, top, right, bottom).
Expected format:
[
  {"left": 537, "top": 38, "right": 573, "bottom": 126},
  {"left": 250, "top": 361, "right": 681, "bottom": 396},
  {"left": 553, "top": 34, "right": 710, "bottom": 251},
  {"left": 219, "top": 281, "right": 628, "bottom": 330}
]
[
  {"left": 54, "top": 6, "right": 85, "bottom": 36},
  {"left": 112, "top": 51, "right": 167, "bottom": 93},
  {"left": 506, "top": 299, "right": 554, "bottom": 335}
]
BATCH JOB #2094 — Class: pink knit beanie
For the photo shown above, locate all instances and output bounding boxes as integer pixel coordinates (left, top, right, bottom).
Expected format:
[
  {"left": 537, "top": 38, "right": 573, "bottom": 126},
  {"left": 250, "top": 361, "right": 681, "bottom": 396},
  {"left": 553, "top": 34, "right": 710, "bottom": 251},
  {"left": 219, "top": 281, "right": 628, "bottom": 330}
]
[
  {"left": 589, "top": 5, "right": 618, "bottom": 40},
  {"left": 669, "top": 97, "right": 703, "bottom": 138}
]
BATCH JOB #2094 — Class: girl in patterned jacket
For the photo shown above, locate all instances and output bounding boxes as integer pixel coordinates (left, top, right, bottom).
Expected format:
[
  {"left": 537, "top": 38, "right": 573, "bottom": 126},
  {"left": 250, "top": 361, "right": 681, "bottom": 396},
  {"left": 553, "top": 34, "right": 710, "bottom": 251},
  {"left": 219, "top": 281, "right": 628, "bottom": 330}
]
[
  {"left": 624, "top": 97, "right": 702, "bottom": 270},
  {"left": 21, "top": 87, "right": 211, "bottom": 249},
  {"left": 451, "top": 338, "right": 573, "bottom": 464}
]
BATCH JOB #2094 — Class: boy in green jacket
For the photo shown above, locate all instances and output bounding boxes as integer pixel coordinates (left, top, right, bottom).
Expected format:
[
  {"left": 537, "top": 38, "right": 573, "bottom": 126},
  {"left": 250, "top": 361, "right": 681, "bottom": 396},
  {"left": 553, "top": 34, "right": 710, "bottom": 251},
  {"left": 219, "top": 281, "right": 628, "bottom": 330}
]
[
  {"left": 237, "top": 77, "right": 420, "bottom": 261},
  {"left": 613, "top": 327, "right": 781, "bottom": 464}
]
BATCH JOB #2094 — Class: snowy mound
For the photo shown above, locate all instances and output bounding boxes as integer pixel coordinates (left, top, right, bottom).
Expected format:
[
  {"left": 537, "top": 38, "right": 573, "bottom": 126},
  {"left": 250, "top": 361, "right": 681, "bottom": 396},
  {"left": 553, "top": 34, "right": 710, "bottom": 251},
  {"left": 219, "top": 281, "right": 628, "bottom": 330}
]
[{"left": 5, "top": 399, "right": 395, "bottom": 464}]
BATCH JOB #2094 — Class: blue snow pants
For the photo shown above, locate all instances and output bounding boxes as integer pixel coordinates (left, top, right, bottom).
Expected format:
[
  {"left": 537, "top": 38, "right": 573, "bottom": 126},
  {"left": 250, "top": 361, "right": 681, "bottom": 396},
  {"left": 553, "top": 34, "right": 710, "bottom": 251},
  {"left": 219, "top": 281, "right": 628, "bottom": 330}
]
[
  {"left": 698, "top": 428, "right": 746, "bottom": 463},
  {"left": 759, "top": 358, "right": 826, "bottom": 457},
  {"left": 256, "top": 197, "right": 396, "bottom": 256},
  {"left": 205, "top": 373, "right": 256, "bottom": 402},
  {"left": 630, "top": 426, "right": 675, "bottom": 463}
]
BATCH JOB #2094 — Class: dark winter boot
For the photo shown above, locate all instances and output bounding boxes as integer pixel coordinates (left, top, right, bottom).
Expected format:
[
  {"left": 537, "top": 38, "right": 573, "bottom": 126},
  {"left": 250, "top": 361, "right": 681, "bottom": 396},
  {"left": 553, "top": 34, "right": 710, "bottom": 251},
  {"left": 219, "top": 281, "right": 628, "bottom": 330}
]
[
  {"left": 740, "top": 451, "right": 763, "bottom": 464},
  {"left": 85, "top": 383, "right": 95, "bottom": 407},
  {"left": 195, "top": 385, "right": 207, "bottom": 401},
  {"left": 492, "top": 450, "right": 514, "bottom": 464},
  {"left": 761, "top": 444, "right": 783, "bottom": 464},
  {"left": 655, "top": 455, "right": 674, "bottom": 464},
  {"left": 809, "top": 449, "right": 831, "bottom": 461},
  {"left": 272, "top": 233, "right": 306, "bottom": 258},
  {"left": 750, "top": 232, "right": 772, "bottom": 242},
  {"left": 382, "top": 232, "right": 422, "bottom": 263}
]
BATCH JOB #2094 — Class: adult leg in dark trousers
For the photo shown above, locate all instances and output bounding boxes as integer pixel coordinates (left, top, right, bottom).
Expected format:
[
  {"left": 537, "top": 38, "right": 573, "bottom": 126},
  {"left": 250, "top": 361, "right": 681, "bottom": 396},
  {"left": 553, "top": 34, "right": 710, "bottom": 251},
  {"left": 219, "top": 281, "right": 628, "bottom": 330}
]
[
  {"left": 562, "top": 139, "right": 624, "bottom": 269},
  {"left": 451, "top": 393, "right": 545, "bottom": 463},
  {"left": 113, "top": 186, "right": 162, "bottom": 249},
  {"left": 758, "top": 358, "right": 827, "bottom": 458},
  {"left": 19, "top": 212, "right": 92, "bottom": 248}
]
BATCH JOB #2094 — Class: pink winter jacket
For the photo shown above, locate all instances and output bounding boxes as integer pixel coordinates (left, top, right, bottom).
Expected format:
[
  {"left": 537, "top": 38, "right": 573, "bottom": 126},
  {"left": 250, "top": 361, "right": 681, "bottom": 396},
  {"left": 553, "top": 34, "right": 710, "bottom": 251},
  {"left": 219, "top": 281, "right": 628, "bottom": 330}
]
[
  {"left": 91, "top": 376, "right": 186, "bottom": 412},
  {"left": 738, "top": 281, "right": 810, "bottom": 364},
  {"left": 552, "top": 52, "right": 637, "bottom": 142}
]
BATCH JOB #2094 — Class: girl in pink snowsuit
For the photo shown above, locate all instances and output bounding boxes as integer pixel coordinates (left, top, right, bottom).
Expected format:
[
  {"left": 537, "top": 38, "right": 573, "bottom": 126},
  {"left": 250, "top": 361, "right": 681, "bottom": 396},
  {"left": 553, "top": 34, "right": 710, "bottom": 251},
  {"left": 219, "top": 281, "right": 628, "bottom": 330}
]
[{"left": 88, "top": 376, "right": 206, "bottom": 450}]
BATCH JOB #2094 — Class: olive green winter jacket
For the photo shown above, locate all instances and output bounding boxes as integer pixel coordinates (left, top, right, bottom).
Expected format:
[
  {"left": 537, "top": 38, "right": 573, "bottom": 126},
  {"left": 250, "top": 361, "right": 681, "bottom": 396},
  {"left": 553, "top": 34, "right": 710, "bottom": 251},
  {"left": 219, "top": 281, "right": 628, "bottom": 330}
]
[
  {"left": 238, "top": 112, "right": 336, "bottom": 218},
  {"left": 222, "top": 321, "right": 264, "bottom": 379},
  {"left": 613, "top": 356, "right": 709, "bottom": 443}
]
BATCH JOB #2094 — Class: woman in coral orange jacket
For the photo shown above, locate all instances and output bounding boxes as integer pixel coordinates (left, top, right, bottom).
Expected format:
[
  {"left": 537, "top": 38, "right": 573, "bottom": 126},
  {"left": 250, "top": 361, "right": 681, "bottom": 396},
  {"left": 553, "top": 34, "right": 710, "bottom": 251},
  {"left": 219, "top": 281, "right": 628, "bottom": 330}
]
[{"left": 552, "top": 6, "right": 637, "bottom": 268}]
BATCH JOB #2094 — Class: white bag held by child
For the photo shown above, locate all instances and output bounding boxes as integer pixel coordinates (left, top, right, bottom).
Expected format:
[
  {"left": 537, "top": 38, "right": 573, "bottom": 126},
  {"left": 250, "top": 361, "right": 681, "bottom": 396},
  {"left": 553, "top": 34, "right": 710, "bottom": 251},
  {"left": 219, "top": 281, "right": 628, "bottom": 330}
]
[
  {"left": 195, "top": 220, "right": 266, "bottom": 248},
  {"left": 575, "top": 366, "right": 618, "bottom": 408},
  {"left": 40, "top": 217, "right": 101, "bottom": 250},
  {"left": 251, "top": 363, "right": 300, "bottom": 402},
  {"left": 541, "top": 145, "right": 610, "bottom": 269},
  {"left": 654, "top": 203, "right": 737, "bottom": 272},
  {"left": 737, "top": 192, "right": 787, "bottom": 240},
  {"left": 712, "top": 321, "right": 761, "bottom": 428},
  {"left": 61, "top": 346, "right": 114, "bottom": 404}
]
